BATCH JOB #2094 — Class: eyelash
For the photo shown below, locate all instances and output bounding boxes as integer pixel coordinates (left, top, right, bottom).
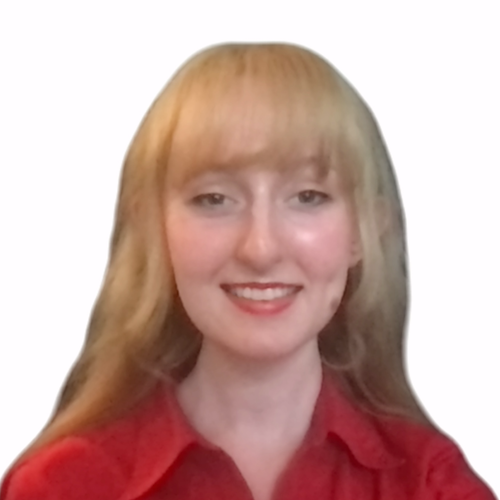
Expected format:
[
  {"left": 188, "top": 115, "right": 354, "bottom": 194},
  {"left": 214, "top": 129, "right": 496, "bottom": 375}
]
[
  {"left": 191, "top": 193, "right": 228, "bottom": 207},
  {"left": 294, "top": 190, "right": 331, "bottom": 206},
  {"left": 190, "top": 190, "right": 331, "bottom": 210}
]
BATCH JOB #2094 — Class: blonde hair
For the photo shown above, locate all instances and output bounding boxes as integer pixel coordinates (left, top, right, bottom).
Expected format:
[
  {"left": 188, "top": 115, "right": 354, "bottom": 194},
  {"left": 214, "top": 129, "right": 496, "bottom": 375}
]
[{"left": 19, "top": 42, "right": 428, "bottom": 461}]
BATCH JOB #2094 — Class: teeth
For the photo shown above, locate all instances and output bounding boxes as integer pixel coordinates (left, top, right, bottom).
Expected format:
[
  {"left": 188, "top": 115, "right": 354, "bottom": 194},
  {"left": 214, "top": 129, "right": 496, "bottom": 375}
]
[{"left": 228, "top": 286, "right": 296, "bottom": 301}]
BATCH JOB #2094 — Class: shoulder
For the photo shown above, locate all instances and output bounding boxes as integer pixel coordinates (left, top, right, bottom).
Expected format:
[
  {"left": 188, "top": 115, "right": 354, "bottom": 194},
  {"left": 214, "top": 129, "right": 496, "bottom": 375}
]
[
  {"left": 0, "top": 385, "right": 166, "bottom": 500},
  {"left": 320, "top": 371, "right": 495, "bottom": 497},
  {"left": 0, "top": 435, "right": 127, "bottom": 500},
  {"left": 373, "top": 415, "right": 496, "bottom": 499}
]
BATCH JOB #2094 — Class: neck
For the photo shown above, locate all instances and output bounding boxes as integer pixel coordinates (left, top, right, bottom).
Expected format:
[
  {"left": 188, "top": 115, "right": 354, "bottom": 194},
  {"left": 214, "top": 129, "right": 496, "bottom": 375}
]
[{"left": 176, "top": 339, "right": 323, "bottom": 447}]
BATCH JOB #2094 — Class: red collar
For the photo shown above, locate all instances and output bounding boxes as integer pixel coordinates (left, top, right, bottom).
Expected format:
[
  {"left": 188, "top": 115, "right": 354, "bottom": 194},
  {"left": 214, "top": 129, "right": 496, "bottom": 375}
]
[{"left": 122, "top": 368, "right": 404, "bottom": 499}]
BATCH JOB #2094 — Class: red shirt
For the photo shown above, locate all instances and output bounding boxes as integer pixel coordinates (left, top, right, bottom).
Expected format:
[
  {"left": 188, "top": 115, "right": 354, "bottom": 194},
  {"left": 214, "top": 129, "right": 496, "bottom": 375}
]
[{"left": 1, "top": 370, "right": 496, "bottom": 500}]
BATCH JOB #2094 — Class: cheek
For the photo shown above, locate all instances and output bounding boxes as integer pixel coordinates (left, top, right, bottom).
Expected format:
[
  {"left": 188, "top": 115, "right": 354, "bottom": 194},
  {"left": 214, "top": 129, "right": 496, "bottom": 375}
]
[
  {"left": 288, "top": 216, "right": 354, "bottom": 320},
  {"left": 165, "top": 215, "right": 234, "bottom": 281},
  {"left": 287, "top": 215, "right": 355, "bottom": 276}
]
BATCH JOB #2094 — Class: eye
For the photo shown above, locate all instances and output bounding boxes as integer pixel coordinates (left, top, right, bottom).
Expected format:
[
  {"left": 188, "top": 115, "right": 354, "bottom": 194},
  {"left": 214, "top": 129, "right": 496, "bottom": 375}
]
[
  {"left": 294, "top": 190, "right": 331, "bottom": 206},
  {"left": 191, "top": 193, "right": 230, "bottom": 208}
]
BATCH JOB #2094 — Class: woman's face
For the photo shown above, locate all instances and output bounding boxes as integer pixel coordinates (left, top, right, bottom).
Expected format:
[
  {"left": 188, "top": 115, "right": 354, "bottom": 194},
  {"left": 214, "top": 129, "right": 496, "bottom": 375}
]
[
  {"left": 165, "top": 87, "right": 360, "bottom": 362},
  {"left": 164, "top": 151, "right": 360, "bottom": 363}
]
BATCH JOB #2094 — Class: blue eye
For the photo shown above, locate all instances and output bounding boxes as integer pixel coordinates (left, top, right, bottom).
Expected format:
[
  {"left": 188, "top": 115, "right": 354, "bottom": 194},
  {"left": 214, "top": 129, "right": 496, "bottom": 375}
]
[{"left": 295, "top": 190, "right": 330, "bottom": 206}]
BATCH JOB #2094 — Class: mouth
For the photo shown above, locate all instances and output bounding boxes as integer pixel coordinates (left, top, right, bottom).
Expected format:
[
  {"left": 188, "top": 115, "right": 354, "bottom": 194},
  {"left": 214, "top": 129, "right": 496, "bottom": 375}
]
[
  {"left": 220, "top": 283, "right": 302, "bottom": 315},
  {"left": 221, "top": 283, "right": 301, "bottom": 300}
]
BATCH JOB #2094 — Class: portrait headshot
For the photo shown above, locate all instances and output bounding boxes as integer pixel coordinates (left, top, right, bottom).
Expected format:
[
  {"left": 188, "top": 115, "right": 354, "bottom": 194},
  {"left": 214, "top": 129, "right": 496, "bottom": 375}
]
[{"left": 0, "top": 2, "right": 498, "bottom": 499}]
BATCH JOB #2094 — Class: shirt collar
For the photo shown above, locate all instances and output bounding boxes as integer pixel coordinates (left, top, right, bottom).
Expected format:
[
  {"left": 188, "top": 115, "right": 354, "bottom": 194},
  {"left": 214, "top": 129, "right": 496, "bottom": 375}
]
[
  {"left": 124, "top": 367, "right": 404, "bottom": 499},
  {"left": 317, "top": 369, "right": 405, "bottom": 469},
  {"left": 124, "top": 380, "right": 198, "bottom": 499}
]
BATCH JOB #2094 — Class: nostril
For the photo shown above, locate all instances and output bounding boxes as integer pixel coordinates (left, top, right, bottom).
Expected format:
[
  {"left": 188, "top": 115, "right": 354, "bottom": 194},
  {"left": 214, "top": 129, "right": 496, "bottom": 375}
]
[{"left": 236, "top": 218, "right": 283, "bottom": 270}]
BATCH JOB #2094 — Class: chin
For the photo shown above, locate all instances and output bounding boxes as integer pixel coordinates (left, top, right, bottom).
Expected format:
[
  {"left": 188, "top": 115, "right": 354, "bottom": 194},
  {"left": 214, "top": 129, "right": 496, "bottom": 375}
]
[{"left": 221, "top": 335, "right": 318, "bottom": 365}]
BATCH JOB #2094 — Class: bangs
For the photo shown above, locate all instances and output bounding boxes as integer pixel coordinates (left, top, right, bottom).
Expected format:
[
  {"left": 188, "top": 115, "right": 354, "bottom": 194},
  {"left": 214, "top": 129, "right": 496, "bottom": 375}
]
[{"left": 165, "top": 44, "right": 357, "bottom": 190}]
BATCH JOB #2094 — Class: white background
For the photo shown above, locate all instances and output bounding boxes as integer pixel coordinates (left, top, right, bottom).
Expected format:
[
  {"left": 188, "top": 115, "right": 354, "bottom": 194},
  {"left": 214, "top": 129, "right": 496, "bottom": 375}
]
[{"left": 0, "top": 0, "right": 498, "bottom": 493}]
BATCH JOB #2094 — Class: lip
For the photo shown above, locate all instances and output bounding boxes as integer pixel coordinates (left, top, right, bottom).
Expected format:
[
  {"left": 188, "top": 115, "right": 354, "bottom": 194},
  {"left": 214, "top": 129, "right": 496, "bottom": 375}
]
[
  {"left": 220, "top": 283, "right": 302, "bottom": 316},
  {"left": 221, "top": 282, "right": 302, "bottom": 290}
]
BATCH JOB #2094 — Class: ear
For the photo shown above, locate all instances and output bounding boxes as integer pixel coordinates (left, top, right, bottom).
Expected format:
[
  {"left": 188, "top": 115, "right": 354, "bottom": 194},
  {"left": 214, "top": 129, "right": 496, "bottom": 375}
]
[
  {"left": 349, "top": 236, "right": 362, "bottom": 267},
  {"left": 347, "top": 197, "right": 392, "bottom": 268}
]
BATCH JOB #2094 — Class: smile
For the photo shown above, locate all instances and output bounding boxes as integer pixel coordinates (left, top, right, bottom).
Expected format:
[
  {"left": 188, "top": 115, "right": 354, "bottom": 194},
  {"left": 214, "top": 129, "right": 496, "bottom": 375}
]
[
  {"left": 226, "top": 286, "right": 297, "bottom": 301},
  {"left": 220, "top": 283, "right": 302, "bottom": 315}
]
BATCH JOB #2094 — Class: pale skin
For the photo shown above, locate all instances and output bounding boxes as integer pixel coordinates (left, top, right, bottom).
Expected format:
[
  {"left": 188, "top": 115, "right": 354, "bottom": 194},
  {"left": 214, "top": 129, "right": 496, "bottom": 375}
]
[
  {"left": 165, "top": 162, "right": 360, "bottom": 500},
  {"left": 177, "top": 338, "right": 323, "bottom": 500},
  {"left": 164, "top": 89, "right": 361, "bottom": 500}
]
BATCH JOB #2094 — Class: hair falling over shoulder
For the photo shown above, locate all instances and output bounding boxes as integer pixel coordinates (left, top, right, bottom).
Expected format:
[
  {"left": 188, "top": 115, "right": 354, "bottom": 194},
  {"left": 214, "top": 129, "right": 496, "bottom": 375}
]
[{"left": 17, "top": 42, "right": 430, "bottom": 464}]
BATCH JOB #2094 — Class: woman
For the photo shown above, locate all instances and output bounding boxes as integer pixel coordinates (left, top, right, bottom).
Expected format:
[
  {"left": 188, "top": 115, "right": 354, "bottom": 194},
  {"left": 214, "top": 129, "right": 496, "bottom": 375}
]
[{"left": 0, "top": 43, "right": 495, "bottom": 499}]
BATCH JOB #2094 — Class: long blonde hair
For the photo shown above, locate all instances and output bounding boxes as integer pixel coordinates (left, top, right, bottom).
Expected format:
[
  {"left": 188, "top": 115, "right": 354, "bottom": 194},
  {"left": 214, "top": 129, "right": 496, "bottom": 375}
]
[{"left": 20, "top": 42, "right": 428, "bottom": 461}]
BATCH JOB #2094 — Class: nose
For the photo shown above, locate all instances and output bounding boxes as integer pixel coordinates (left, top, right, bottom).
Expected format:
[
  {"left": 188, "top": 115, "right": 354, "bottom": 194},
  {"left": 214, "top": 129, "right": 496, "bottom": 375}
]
[{"left": 235, "top": 204, "right": 283, "bottom": 272}]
